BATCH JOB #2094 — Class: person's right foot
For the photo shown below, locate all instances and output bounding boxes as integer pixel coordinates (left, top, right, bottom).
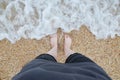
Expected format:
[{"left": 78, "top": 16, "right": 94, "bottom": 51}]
[
  {"left": 64, "top": 34, "right": 74, "bottom": 57},
  {"left": 64, "top": 34, "right": 72, "bottom": 49},
  {"left": 50, "top": 34, "right": 57, "bottom": 48}
]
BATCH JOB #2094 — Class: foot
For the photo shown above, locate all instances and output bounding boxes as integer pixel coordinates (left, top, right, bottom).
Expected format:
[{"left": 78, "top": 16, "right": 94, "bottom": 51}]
[
  {"left": 50, "top": 34, "right": 57, "bottom": 48},
  {"left": 64, "top": 34, "right": 74, "bottom": 58},
  {"left": 64, "top": 34, "right": 72, "bottom": 49},
  {"left": 47, "top": 33, "right": 57, "bottom": 58}
]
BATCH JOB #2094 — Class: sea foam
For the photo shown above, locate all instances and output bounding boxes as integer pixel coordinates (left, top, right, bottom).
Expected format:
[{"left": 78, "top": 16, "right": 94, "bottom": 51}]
[{"left": 0, "top": 0, "right": 120, "bottom": 43}]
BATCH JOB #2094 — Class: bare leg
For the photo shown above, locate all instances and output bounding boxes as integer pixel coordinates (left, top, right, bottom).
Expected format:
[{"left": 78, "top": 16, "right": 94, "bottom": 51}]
[
  {"left": 64, "top": 34, "right": 75, "bottom": 58},
  {"left": 47, "top": 34, "right": 57, "bottom": 59}
]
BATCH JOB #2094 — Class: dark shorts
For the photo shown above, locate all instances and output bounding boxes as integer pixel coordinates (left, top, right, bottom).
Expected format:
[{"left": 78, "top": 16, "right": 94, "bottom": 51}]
[{"left": 35, "top": 53, "right": 94, "bottom": 63}]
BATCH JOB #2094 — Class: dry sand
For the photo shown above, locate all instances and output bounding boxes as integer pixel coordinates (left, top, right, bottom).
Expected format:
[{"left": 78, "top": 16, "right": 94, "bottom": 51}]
[{"left": 0, "top": 26, "right": 120, "bottom": 80}]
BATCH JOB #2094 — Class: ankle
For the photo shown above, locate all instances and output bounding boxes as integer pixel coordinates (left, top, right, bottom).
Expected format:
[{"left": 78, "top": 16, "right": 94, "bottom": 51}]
[
  {"left": 65, "top": 48, "right": 74, "bottom": 55},
  {"left": 52, "top": 46, "right": 57, "bottom": 50},
  {"left": 47, "top": 48, "right": 57, "bottom": 58},
  {"left": 64, "top": 48, "right": 70, "bottom": 53}
]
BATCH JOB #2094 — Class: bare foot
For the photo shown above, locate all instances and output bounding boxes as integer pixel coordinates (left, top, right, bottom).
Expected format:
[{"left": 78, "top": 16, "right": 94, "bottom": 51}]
[
  {"left": 47, "top": 33, "right": 57, "bottom": 58},
  {"left": 64, "top": 34, "right": 75, "bottom": 58},
  {"left": 64, "top": 34, "right": 72, "bottom": 49},
  {"left": 50, "top": 34, "right": 57, "bottom": 48}
]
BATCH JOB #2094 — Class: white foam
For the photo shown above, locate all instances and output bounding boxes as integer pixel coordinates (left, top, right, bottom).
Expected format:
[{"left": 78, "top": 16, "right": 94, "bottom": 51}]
[{"left": 0, "top": 0, "right": 120, "bottom": 43}]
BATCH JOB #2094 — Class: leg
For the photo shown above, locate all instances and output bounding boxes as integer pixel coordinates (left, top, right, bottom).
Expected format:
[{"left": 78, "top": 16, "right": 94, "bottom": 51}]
[
  {"left": 64, "top": 34, "right": 94, "bottom": 63},
  {"left": 47, "top": 33, "right": 57, "bottom": 59},
  {"left": 35, "top": 33, "right": 58, "bottom": 62},
  {"left": 64, "top": 34, "right": 75, "bottom": 58}
]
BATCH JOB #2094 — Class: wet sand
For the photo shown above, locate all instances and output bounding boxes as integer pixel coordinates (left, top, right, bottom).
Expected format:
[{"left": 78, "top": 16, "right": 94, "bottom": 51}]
[{"left": 0, "top": 26, "right": 120, "bottom": 80}]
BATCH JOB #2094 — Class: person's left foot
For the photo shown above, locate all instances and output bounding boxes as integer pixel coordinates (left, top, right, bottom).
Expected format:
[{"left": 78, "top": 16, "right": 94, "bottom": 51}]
[{"left": 47, "top": 33, "right": 57, "bottom": 58}]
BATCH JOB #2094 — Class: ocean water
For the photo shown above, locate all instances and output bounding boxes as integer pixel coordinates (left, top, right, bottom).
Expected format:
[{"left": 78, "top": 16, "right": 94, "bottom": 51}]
[{"left": 0, "top": 0, "right": 120, "bottom": 43}]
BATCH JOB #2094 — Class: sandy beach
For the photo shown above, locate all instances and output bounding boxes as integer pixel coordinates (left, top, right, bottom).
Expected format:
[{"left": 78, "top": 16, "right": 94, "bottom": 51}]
[{"left": 0, "top": 26, "right": 120, "bottom": 80}]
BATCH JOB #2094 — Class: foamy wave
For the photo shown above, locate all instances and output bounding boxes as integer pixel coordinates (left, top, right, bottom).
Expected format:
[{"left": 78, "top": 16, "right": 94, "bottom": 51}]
[{"left": 0, "top": 0, "right": 120, "bottom": 43}]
